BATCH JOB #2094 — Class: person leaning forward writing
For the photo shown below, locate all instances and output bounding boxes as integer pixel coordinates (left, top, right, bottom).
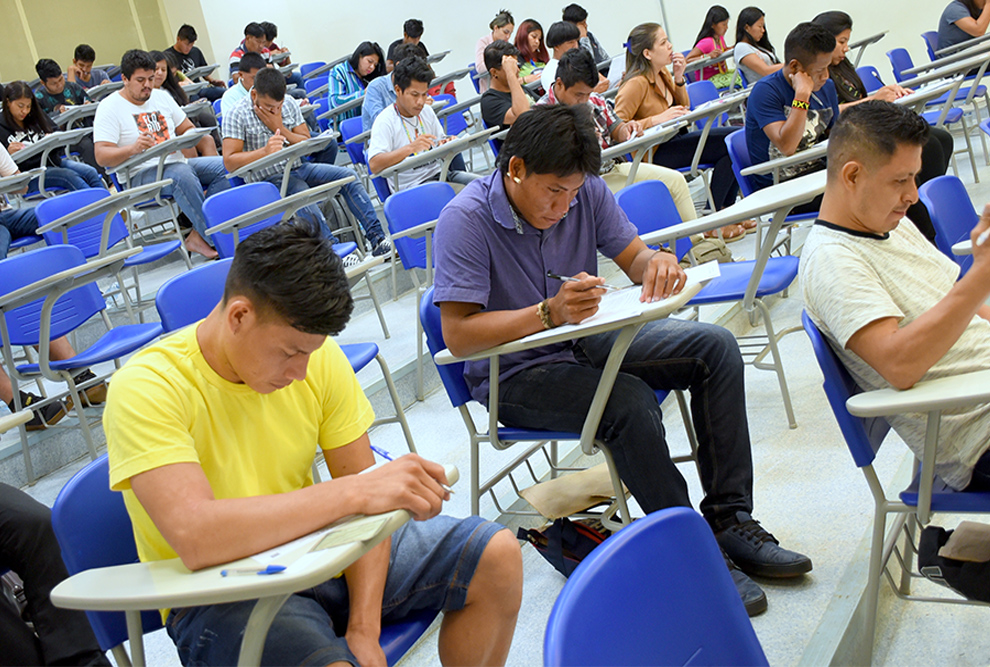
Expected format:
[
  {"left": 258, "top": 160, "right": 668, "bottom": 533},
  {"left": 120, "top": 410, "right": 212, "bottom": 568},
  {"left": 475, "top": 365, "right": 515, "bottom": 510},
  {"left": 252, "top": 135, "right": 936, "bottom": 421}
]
[
  {"left": 104, "top": 221, "right": 522, "bottom": 666},
  {"left": 432, "top": 104, "right": 812, "bottom": 617}
]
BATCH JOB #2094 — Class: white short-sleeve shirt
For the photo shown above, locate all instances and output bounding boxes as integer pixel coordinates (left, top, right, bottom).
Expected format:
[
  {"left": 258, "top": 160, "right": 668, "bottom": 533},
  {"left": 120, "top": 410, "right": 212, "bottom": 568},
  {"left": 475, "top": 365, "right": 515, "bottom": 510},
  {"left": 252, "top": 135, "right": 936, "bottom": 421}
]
[
  {"left": 93, "top": 89, "right": 188, "bottom": 177},
  {"left": 368, "top": 103, "right": 445, "bottom": 192},
  {"left": 801, "top": 219, "right": 990, "bottom": 489}
]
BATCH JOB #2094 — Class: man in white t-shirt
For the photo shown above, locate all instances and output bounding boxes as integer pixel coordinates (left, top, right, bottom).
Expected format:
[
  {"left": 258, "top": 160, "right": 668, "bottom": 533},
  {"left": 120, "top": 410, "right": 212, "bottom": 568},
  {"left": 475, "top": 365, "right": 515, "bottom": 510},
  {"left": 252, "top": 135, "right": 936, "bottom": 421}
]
[
  {"left": 367, "top": 56, "right": 478, "bottom": 194},
  {"left": 801, "top": 100, "right": 990, "bottom": 491},
  {"left": 220, "top": 52, "right": 267, "bottom": 120},
  {"left": 541, "top": 21, "right": 608, "bottom": 95},
  {"left": 0, "top": 144, "right": 39, "bottom": 259},
  {"left": 93, "top": 49, "right": 230, "bottom": 259}
]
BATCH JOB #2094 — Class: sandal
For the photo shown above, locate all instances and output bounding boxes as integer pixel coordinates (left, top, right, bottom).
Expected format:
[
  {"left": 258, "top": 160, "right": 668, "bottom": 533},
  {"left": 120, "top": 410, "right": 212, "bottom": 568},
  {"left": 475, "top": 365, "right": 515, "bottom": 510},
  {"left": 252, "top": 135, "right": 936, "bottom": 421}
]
[
  {"left": 741, "top": 219, "right": 759, "bottom": 234},
  {"left": 705, "top": 224, "right": 747, "bottom": 243}
]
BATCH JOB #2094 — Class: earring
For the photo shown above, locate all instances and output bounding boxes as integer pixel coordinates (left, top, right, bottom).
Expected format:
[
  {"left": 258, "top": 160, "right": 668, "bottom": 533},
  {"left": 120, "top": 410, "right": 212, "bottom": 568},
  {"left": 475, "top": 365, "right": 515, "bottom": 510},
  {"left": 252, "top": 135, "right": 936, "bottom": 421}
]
[{"left": 513, "top": 177, "right": 522, "bottom": 184}]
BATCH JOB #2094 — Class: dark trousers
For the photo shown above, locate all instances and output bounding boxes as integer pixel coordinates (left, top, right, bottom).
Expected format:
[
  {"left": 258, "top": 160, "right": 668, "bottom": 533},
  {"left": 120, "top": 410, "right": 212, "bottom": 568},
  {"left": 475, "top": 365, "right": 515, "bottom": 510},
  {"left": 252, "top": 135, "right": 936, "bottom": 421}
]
[
  {"left": 651, "top": 126, "right": 740, "bottom": 210},
  {"left": 0, "top": 483, "right": 107, "bottom": 665},
  {"left": 193, "top": 85, "right": 224, "bottom": 103},
  {"left": 497, "top": 318, "right": 753, "bottom": 529}
]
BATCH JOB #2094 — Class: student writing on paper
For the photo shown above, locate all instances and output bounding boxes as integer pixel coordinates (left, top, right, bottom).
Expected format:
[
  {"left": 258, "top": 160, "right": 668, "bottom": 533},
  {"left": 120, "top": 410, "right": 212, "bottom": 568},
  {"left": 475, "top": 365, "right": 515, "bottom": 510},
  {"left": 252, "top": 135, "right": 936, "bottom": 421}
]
[
  {"left": 104, "top": 222, "right": 522, "bottom": 667},
  {"left": 802, "top": 100, "right": 990, "bottom": 493},
  {"left": 433, "top": 105, "right": 812, "bottom": 618}
]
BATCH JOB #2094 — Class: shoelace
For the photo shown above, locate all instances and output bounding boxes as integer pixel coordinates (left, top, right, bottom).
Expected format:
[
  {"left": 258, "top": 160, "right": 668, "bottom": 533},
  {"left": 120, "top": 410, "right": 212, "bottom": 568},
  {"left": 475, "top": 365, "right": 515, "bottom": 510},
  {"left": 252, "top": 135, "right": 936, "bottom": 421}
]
[{"left": 731, "top": 518, "right": 780, "bottom": 546}]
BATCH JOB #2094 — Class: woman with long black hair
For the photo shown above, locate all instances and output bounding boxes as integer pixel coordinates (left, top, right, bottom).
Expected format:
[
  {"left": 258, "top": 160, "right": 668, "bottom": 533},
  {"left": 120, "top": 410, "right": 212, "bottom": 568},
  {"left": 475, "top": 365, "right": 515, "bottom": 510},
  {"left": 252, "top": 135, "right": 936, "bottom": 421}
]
[{"left": 732, "top": 6, "right": 782, "bottom": 85}]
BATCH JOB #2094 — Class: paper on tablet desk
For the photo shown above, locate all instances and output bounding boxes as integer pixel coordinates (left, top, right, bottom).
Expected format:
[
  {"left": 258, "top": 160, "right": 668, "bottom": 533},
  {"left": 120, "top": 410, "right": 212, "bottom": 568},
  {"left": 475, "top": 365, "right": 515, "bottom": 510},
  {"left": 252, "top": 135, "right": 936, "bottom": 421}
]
[
  {"left": 248, "top": 514, "right": 392, "bottom": 563},
  {"left": 573, "top": 260, "right": 721, "bottom": 327}
]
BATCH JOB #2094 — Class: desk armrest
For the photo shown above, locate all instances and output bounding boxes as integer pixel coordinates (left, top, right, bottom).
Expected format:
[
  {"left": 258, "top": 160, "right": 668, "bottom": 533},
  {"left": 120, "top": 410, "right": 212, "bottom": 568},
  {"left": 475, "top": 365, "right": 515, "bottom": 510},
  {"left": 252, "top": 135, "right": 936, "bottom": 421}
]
[
  {"left": 0, "top": 168, "right": 45, "bottom": 196},
  {"left": 35, "top": 180, "right": 172, "bottom": 235},
  {"left": 846, "top": 369, "right": 990, "bottom": 417},
  {"left": 0, "top": 248, "right": 140, "bottom": 311},
  {"left": 108, "top": 128, "right": 212, "bottom": 176},
  {"left": 389, "top": 219, "right": 437, "bottom": 241}
]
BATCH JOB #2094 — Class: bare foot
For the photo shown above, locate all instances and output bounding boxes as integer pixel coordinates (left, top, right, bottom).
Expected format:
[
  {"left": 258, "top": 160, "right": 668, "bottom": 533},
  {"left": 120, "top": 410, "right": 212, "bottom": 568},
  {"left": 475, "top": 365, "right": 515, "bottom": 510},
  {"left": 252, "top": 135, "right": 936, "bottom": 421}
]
[
  {"left": 705, "top": 223, "right": 746, "bottom": 242},
  {"left": 185, "top": 230, "right": 218, "bottom": 259}
]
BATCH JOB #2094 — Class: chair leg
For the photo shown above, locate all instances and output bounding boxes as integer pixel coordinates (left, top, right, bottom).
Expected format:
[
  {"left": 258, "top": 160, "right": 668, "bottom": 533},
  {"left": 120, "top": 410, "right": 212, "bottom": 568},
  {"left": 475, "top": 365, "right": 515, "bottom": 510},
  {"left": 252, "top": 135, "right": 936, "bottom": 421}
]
[
  {"left": 674, "top": 390, "right": 702, "bottom": 480},
  {"left": 862, "top": 507, "right": 887, "bottom": 660},
  {"left": 114, "top": 270, "right": 138, "bottom": 325},
  {"left": 974, "top": 99, "right": 990, "bottom": 165},
  {"left": 958, "top": 115, "right": 980, "bottom": 183},
  {"left": 376, "top": 353, "right": 416, "bottom": 454},
  {"left": 549, "top": 440, "right": 559, "bottom": 479},
  {"left": 361, "top": 272, "right": 389, "bottom": 339},
  {"left": 311, "top": 459, "right": 321, "bottom": 483},
  {"left": 111, "top": 645, "right": 134, "bottom": 667},
  {"left": 65, "top": 376, "right": 99, "bottom": 460},
  {"left": 415, "top": 308, "right": 425, "bottom": 401},
  {"left": 471, "top": 438, "right": 481, "bottom": 516},
  {"left": 899, "top": 513, "right": 917, "bottom": 596},
  {"left": 753, "top": 298, "right": 797, "bottom": 429},
  {"left": 599, "top": 445, "right": 633, "bottom": 533}
]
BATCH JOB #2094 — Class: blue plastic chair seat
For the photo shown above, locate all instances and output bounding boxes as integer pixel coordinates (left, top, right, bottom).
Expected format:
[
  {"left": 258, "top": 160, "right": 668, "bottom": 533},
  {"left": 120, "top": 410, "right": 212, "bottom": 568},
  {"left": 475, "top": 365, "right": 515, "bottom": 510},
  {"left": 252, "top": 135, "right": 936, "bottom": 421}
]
[
  {"left": 341, "top": 342, "right": 378, "bottom": 373},
  {"left": 17, "top": 323, "right": 162, "bottom": 373},
  {"left": 689, "top": 256, "right": 799, "bottom": 304},
  {"left": 900, "top": 473, "right": 990, "bottom": 512},
  {"left": 122, "top": 240, "right": 183, "bottom": 267},
  {"left": 928, "top": 84, "right": 987, "bottom": 106},
  {"left": 380, "top": 609, "right": 439, "bottom": 665},
  {"left": 10, "top": 235, "right": 43, "bottom": 250},
  {"left": 922, "top": 107, "right": 964, "bottom": 126},
  {"left": 334, "top": 241, "right": 358, "bottom": 258}
]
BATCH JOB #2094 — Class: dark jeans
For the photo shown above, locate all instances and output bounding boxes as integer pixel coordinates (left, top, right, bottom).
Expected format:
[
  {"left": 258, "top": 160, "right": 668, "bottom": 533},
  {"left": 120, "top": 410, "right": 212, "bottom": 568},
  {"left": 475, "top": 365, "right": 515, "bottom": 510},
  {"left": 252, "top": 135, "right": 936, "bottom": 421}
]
[
  {"left": 193, "top": 85, "right": 224, "bottom": 103},
  {"left": 652, "top": 126, "right": 739, "bottom": 210},
  {"left": 497, "top": 318, "right": 753, "bottom": 529},
  {"left": 0, "top": 208, "right": 40, "bottom": 258},
  {"left": 0, "top": 483, "right": 108, "bottom": 665}
]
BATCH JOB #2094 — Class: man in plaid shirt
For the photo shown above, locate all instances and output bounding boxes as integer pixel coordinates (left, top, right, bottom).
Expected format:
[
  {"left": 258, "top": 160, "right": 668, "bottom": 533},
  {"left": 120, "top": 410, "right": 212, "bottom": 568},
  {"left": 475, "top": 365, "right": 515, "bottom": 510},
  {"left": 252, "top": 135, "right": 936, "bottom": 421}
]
[
  {"left": 536, "top": 48, "right": 697, "bottom": 223},
  {"left": 222, "top": 68, "right": 391, "bottom": 259}
]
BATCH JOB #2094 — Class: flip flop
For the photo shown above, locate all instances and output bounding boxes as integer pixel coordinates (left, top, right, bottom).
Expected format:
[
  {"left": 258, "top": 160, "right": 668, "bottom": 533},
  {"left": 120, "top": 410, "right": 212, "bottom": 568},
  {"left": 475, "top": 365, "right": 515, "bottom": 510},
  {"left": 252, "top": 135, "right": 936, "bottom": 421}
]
[
  {"left": 705, "top": 224, "right": 747, "bottom": 243},
  {"left": 741, "top": 219, "right": 759, "bottom": 234}
]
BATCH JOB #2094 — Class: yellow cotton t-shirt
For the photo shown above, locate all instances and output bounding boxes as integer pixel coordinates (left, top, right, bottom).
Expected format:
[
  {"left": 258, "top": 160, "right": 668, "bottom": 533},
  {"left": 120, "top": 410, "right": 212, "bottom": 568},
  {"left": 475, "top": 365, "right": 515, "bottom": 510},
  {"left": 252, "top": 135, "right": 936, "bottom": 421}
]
[{"left": 104, "top": 323, "right": 375, "bottom": 566}]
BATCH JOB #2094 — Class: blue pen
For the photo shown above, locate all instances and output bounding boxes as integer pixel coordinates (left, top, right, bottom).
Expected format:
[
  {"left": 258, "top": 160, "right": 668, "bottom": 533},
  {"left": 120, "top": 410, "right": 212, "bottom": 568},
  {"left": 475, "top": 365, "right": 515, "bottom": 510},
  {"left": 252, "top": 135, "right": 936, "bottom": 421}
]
[
  {"left": 220, "top": 565, "right": 286, "bottom": 577},
  {"left": 370, "top": 445, "right": 455, "bottom": 494}
]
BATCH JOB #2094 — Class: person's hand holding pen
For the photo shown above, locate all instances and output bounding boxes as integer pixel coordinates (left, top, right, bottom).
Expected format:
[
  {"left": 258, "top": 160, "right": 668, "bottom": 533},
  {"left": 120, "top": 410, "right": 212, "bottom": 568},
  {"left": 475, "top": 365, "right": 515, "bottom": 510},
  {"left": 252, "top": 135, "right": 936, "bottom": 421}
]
[
  {"left": 409, "top": 133, "right": 436, "bottom": 155},
  {"left": 546, "top": 271, "right": 609, "bottom": 324},
  {"left": 355, "top": 453, "right": 451, "bottom": 522},
  {"left": 263, "top": 129, "right": 286, "bottom": 155}
]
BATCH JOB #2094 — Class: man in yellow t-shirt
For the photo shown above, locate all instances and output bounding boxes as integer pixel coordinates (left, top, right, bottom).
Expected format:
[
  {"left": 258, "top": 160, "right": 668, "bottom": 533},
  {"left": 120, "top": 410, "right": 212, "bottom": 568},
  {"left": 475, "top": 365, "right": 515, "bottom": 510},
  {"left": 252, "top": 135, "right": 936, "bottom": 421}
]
[{"left": 104, "top": 221, "right": 522, "bottom": 667}]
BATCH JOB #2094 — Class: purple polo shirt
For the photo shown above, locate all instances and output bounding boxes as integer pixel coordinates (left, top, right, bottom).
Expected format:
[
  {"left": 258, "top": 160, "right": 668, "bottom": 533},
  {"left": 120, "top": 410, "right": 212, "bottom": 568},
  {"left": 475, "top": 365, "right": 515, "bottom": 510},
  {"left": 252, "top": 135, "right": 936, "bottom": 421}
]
[{"left": 433, "top": 171, "right": 638, "bottom": 404}]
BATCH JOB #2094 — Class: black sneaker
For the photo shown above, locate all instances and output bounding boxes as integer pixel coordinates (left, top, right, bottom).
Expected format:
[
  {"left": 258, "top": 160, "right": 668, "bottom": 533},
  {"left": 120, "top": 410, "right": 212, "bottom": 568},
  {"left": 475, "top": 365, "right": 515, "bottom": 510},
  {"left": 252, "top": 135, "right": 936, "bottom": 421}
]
[
  {"left": 723, "top": 547, "right": 768, "bottom": 617},
  {"left": 8, "top": 391, "right": 66, "bottom": 431},
  {"left": 371, "top": 237, "right": 393, "bottom": 258},
  {"left": 717, "top": 511, "right": 813, "bottom": 579},
  {"left": 71, "top": 369, "right": 107, "bottom": 406}
]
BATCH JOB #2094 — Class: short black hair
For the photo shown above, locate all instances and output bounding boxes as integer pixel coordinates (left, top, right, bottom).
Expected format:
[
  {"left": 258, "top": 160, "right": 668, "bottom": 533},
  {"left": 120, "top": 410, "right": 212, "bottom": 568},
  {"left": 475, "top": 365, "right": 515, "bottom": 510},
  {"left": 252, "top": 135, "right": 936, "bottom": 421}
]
[
  {"left": 827, "top": 100, "right": 929, "bottom": 178},
  {"left": 483, "top": 40, "right": 520, "bottom": 72},
  {"left": 392, "top": 56, "right": 434, "bottom": 92},
  {"left": 498, "top": 104, "right": 600, "bottom": 177},
  {"left": 120, "top": 49, "right": 157, "bottom": 79},
  {"left": 555, "top": 47, "right": 598, "bottom": 89},
  {"left": 811, "top": 11, "right": 853, "bottom": 38},
  {"left": 253, "top": 67, "right": 286, "bottom": 101},
  {"left": 35, "top": 59, "right": 62, "bottom": 82},
  {"left": 403, "top": 18, "right": 424, "bottom": 39},
  {"left": 238, "top": 52, "right": 267, "bottom": 74},
  {"left": 225, "top": 220, "right": 353, "bottom": 336},
  {"left": 177, "top": 24, "right": 198, "bottom": 42},
  {"left": 784, "top": 22, "right": 836, "bottom": 68},
  {"left": 562, "top": 3, "right": 588, "bottom": 23},
  {"left": 74, "top": 44, "right": 96, "bottom": 62},
  {"left": 347, "top": 42, "right": 386, "bottom": 83},
  {"left": 546, "top": 21, "right": 581, "bottom": 49},
  {"left": 392, "top": 42, "right": 424, "bottom": 65},
  {"left": 259, "top": 21, "right": 278, "bottom": 40},
  {"left": 244, "top": 22, "right": 265, "bottom": 38}
]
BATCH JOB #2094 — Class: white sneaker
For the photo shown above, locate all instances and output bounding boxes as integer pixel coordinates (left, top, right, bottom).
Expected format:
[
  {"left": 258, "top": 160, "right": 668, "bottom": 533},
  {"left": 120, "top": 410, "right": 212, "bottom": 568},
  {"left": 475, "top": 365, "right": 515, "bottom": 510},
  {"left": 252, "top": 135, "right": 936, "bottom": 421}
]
[{"left": 341, "top": 253, "right": 363, "bottom": 268}]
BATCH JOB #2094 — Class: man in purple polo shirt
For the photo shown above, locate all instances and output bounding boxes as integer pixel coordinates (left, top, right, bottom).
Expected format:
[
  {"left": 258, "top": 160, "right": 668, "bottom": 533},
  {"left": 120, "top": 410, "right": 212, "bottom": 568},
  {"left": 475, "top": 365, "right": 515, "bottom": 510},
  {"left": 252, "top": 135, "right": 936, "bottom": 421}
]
[{"left": 433, "top": 105, "right": 811, "bottom": 617}]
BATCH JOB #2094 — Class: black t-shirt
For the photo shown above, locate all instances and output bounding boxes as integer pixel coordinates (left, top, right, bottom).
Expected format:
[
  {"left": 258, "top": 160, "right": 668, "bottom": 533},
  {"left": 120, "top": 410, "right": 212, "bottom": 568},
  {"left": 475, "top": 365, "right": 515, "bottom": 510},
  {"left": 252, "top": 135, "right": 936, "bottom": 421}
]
[
  {"left": 481, "top": 88, "right": 513, "bottom": 131},
  {"left": 165, "top": 45, "right": 208, "bottom": 74},
  {"left": 386, "top": 39, "right": 429, "bottom": 63}
]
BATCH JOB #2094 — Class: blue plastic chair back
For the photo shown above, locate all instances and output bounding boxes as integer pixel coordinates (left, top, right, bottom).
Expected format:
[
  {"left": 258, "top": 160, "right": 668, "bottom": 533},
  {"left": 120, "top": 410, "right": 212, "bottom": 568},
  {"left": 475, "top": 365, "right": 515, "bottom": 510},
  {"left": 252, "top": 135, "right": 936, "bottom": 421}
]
[
  {"left": 615, "top": 181, "right": 693, "bottom": 260},
  {"left": 382, "top": 182, "right": 456, "bottom": 271},
  {"left": 686, "top": 80, "right": 726, "bottom": 130},
  {"left": 433, "top": 94, "right": 469, "bottom": 135},
  {"left": 856, "top": 66, "right": 885, "bottom": 94},
  {"left": 469, "top": 63, "right": 483, "bottom": 94},
  {"left": 681, "top": 51, "right": 696, "bottom": 84},
  {"left": 724, "top": 129, "right": 758, "bottom": 197},
  {"left": 202, "top": 182, "right": 283, "bottom": 259},
  {"left": 34, "top": 188, "right": 129, "bottom": 258},
  {"left": 156, "top": 259, "right": 233, "bottom": 332},
  {"left": 922, "top": 31, "right": 939, "bottom": 61},
  {"left": 300, "top": 61, "right": 327, "bottom": 78},
  {"left": 340, "top": 116, "right": 369, "bottom": 168},
  {"left": 0, "top": 245, "right": 104, "bottom": 346},
  {"left": 419, "top": 286, "right": 472, "bottom": 408},
  {"left": 886, "top": 48, "right": 914, "bottom": 83},
  {"left": 304, "top": 75, "right": 329, "bottom": 96},
  {"left": 918, "top": 175, "right": 977, "bottom": 277},
  {"left": 801, "top": 311, "right": 890, "bottom": 468},
  {"left": 314, "top": 97, "right": 331, "bottom": 132},
  {"left": 51, "top": 455, "right": 164, "bottom": 652},
  {"left": 544, "top": 506, "right": 768, "bottom": 667}
]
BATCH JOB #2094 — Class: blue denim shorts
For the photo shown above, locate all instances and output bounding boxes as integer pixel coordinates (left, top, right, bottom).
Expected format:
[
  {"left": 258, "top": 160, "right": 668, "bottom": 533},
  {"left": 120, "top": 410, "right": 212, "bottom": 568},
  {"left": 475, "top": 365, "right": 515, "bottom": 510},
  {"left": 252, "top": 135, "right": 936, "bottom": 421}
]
[{"left": 166, "top": 516, "right": 503, "bottom": 666}]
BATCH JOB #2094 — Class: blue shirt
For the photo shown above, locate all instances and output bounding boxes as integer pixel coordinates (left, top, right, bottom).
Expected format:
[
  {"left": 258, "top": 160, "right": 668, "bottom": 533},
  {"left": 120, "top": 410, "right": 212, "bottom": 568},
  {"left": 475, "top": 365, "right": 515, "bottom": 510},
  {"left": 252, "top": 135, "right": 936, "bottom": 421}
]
[
  {"left": 361, "top": 74, "right": 396, "bottom": 132},
  {"left": 744, "top": 69, "right": 838, "bottom": 190},
  {"left": 938, "top": 1, "right": 977, "bottom": 52},
  {"left": 433, "top": 171, "right": 637, "bottom": 403}
]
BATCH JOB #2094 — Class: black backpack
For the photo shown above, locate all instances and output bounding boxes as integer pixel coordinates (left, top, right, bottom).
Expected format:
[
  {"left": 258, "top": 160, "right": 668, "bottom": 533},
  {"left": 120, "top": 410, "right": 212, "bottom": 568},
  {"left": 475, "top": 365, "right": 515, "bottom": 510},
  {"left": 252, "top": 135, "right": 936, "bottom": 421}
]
[{"left": 517, "top": 517, "right": 612, "bottom": 577}]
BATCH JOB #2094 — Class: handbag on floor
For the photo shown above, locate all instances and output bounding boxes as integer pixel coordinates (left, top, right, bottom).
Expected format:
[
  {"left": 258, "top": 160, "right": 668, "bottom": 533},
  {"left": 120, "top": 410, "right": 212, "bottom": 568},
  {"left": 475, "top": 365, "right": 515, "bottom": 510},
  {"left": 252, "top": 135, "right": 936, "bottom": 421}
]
[
  {"left": 918, "top": 524, "right": 990, "bottom": 603},
  {"left": 517, "top": 517, "right": 612, "bottom": 577}
]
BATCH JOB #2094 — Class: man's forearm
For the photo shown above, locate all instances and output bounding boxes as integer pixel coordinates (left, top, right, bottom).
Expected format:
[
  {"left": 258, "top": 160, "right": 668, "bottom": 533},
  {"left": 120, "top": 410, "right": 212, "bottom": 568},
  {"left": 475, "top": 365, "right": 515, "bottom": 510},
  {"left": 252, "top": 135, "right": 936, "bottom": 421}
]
[
  {"left": 441, "top": 305, "right": 544, "bottom": 358},
  {"left": 772, "top": 109, "right": 809, "bottom": 157},
  {"left": 369, "top": 145, "right": 414, "bottom": 173},
  {"left": 94, "top": 142, "right": 138, "bottom": 168},
  {"left": 343, "top": 537, "right": 390, "bottom": 635},
  {"left": 508, "top": 78, "right": 530, "bottom": 119},
  {"left": 223, "top": 146, "right": 275, "bottom": 172}
]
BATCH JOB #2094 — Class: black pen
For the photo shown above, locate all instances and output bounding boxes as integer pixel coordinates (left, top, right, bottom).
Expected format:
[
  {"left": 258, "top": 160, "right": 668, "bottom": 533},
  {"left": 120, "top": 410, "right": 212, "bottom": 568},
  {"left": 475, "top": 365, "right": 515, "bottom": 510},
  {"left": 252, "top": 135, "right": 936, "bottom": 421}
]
[{"left": 546, "top": 272, "right": 622, "bottom": 291}]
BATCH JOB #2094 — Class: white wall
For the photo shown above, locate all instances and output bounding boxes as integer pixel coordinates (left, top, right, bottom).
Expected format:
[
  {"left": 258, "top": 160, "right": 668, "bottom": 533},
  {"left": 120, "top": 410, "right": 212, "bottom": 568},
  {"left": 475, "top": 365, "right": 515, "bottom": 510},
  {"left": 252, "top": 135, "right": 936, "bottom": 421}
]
[{"left": 195, "top": 0, "right": 940, "bottom": 93}]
